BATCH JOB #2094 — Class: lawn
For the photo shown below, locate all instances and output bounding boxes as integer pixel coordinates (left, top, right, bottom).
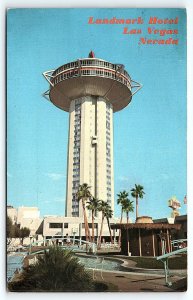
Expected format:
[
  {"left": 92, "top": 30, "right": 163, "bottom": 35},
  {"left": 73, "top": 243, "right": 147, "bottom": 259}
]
[{"left": 125, "top": 254, "right": 187, "bottom": 269}]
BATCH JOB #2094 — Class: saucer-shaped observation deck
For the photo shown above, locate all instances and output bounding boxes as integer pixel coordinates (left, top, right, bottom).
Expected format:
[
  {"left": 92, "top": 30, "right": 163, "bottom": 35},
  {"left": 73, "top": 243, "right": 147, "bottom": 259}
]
[{"left": 43, "top": 55, "right": 142, "bottom": 112}]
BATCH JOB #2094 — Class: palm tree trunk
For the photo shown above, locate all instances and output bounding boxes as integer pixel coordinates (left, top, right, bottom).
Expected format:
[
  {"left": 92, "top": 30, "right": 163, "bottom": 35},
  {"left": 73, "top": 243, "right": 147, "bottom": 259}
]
[
  {"left": 136, "top": 196, "right": 139, "bottom": 221},
  {"left": 98, "top": 214, "right": 104, "bottom": 249},
  {"left": 82, "top": 198, "right": 91, "bottom": 242},
  {"left": 86, "top": 218, "right": 91, "bottom": 242},
  {"left": 82, "top": 200, "right": 89, "bottom": 242},
  {"left": 92, "top": 210, "right": 95, "bottom": 242},
  {"left": 126, "top": 211, "right": 129, "bottom": 225},
  {"left": 107, "top": 217, "right": 113, "bottom": 244},
  {"left": 118, "top": 208, "right": 123, "bottom": 247}
]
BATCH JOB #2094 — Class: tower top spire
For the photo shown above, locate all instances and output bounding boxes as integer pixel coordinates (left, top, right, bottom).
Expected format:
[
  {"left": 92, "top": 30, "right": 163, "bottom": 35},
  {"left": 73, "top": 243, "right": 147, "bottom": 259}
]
[{"left": 88, "top": 50, "right": 95, "bottom": 58}]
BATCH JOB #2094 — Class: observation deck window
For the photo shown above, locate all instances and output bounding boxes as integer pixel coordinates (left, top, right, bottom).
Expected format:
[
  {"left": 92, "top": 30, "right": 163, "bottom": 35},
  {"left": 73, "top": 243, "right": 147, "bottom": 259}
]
[
  {"left": 52, "top": 60, "right": 131, "bottom": 90},
  {"left": 90, "top": 70, "right": 96, "bottom": 75},
  {"left": 91, "top": 60, "right": 97, "bottom": 65}
]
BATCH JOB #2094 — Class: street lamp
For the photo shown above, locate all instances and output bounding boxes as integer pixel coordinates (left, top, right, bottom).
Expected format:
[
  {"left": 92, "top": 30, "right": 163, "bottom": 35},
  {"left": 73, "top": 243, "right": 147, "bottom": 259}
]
[
  {"left": 72, "top": 227, "right": 78, "bottom": 245},
  {"left": 29, "top": 235, "right": 33, "bottom": 254}
]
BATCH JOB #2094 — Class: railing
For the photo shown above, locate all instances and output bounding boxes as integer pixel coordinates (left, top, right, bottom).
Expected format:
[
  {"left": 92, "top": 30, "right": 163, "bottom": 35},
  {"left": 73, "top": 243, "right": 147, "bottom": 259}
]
[
  {"left": 100, "top": 242, "right": 120, "bottom": 250},
  {"left": 157, "top": 239, "right": 187, "bottom": 286},
  {"left": 51, "top": 67, "right": 131, "bottom": 89},
  {"left": 46, "top": 58, "right": 131, "bottom": 89},
  {"left": 29, "top": 237, "right": 97, "bottom": 254},
  {"left": 93, "top": 256, "right": 105, "bottom": 280},
  {"left": 171, "top": 239, "right": 187, "bottom": 250},
  {"left": 52, "top": 58, "right": 131, "bottom": 81}
]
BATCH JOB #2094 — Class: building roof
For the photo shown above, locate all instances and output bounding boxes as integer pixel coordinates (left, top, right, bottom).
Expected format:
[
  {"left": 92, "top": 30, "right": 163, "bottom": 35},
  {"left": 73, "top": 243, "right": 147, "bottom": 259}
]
[
  {"left": 153, "top": 214, "right": 187, "bottom": 224},
  {"left": 175, "top": 215, "right": 187, "bottom": 222},
  {"left": 111, "top": 223, "right": 181, "bottom": 230}
]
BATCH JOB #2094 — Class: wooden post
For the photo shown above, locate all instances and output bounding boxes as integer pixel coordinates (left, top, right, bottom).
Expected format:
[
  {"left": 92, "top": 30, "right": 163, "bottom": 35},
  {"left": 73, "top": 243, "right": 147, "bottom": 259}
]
[
  {"left": 152, "top": 230, "right": 155, "bottom": 257},
  {"left": 139, "top": 229, "right": 142, "bottom": 256},
  {"left": 166, "top": 229, "right": 171, "bottom": 252}
]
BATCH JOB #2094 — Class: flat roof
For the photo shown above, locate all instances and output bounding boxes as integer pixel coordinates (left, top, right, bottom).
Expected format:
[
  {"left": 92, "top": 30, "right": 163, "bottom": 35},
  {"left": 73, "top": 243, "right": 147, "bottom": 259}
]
[
  {"left": 175, "top": 215, "right": 187, "bottom": 222},
  {"left": 111, "top": 223, "right": 181, "bottom": 230}
]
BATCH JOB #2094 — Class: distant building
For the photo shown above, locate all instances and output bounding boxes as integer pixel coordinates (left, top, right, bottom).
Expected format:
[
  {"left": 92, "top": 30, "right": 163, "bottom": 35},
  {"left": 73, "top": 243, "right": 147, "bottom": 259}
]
[
  {"left": 174, "top": 215, "right": 187, "bottom": 239},
  {"left": 7, "top": 206, "right": 43, "bottom": 236},
  {"left": 7, "top": 205, "right": 130, "bottom": 242},
  {"left": 17, "top": 206, "right": 42, "bottom": 236},
  {"left": 7, "top": 206, "right": 17, "bottom": 223},
  {"left": 153, "top": 215, "right": 187, "bottom": 239}
]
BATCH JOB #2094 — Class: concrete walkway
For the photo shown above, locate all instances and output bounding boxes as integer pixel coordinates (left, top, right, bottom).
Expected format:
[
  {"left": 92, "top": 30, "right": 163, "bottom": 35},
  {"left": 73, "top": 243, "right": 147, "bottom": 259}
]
[{"left": 92, "top": 269, "right": 187, "bottom": 292}]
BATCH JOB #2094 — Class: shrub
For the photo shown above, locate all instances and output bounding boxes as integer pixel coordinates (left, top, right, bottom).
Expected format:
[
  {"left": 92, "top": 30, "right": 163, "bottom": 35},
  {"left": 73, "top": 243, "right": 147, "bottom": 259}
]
[{"left": 8, "top": 246, "right": 95, "bottom": 292}]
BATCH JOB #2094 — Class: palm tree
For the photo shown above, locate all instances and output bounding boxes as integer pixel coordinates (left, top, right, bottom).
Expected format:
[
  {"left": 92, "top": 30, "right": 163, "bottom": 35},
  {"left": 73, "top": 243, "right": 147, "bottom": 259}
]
[
  {"left": 122, "top": 199, "right": 134, "bottom": 225},
  {"left": 122, "top": 199, "right": 134, "bottom": 254},
  {"left": 131, "top": 184, "right": 145, "bottom": 221},
  {"left": 76, "top": 183, "right": 91, "bottom": 242},
  {"left": 97, "top": 200, "right": 110, "bottom": 249},
  {"left": 87, "top": 197, "right": 101, "bottom": 242},
  {"left": 117, "top": 191, "right": 129, "bottom": 246},
  {"left": 104, "top": 207, "right": 114, "bottom": 244}
]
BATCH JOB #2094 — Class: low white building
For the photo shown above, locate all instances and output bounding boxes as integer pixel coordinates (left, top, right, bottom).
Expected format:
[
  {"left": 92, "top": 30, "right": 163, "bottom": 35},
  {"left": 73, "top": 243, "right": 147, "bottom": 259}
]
[
  {"left": 42, "top": 215, "right": 131, "bottom": 244},
  {"left": 7, "top": 205, "right": 131, "bottom": 244},
  {"left": 43, "top": 216, "right": 109, "bottom": 238}
]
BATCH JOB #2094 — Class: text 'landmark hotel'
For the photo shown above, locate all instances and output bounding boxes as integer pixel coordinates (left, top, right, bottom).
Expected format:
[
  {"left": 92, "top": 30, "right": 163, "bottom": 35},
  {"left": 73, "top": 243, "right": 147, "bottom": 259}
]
[{"left": 43, "top": 51, "right": 141, "bottom": 218}]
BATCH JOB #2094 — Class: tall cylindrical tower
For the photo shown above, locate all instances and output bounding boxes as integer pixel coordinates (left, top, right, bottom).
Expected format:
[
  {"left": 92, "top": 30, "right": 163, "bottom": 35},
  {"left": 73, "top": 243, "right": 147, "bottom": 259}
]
[{"left": 43, "top": 52, "right": 141, "bottom": 217}]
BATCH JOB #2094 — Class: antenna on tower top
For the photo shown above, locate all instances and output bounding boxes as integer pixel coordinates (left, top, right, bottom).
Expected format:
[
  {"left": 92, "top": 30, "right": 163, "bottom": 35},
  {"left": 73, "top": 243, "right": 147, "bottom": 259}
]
[{"left": 88, "top": 50, "right": 95, "bottom": 58}]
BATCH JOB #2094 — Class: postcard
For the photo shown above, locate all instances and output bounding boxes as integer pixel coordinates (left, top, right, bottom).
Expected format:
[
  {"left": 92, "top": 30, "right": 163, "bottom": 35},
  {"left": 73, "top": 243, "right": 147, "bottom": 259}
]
[{"left": 7, "top": 8, "right": 187, "bottom": 292}]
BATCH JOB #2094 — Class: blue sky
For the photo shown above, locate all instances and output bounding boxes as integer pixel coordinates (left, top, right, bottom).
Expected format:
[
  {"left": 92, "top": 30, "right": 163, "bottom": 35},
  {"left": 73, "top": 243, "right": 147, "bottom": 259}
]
[{"left": 7, "top": 8, "right": 187, "bottom": 220}]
